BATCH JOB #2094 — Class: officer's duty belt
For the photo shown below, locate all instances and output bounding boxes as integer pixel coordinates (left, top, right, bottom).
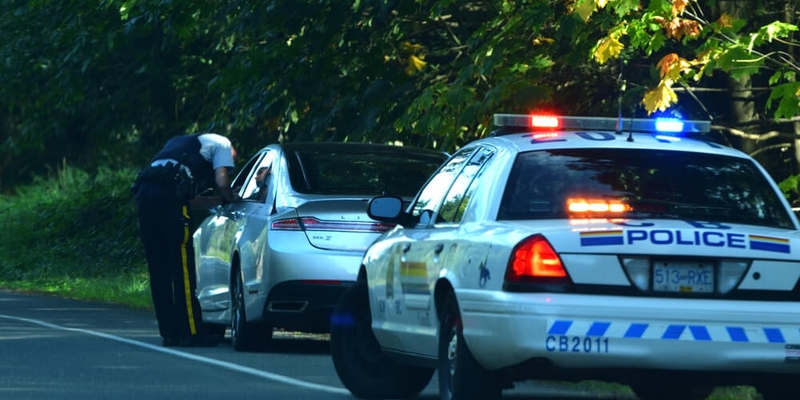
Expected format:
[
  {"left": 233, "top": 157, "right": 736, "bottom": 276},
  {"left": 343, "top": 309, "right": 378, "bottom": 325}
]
[{"left": 151, "top": 158, "right": 193, "bottom": 180}]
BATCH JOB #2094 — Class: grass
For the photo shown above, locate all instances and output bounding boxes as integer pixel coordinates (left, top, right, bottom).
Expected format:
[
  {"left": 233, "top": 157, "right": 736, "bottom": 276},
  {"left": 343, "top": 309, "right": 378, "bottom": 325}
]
[
  {"left": 0, "top": 162, "right": 153, "bottom": 311},
  {"left": 0, "top": 163, "right": 768, "bottom": 400},
  {"left": 708, "top": 386, "right": 762, "bottom": 400},
  {"left": 0, "top": 273, "right": 153, "bottom": 310}
]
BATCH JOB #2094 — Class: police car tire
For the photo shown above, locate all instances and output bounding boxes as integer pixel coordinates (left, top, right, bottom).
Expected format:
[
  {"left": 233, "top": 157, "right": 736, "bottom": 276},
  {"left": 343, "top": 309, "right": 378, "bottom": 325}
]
[
  {"left": 330, "top": 279, "right": 434, "bottom": 399},
  {"left": 438, "top": 291, "right": 502, "bottom": 400},
  {"left": 231, "top": 272, "right": 272, "bottom": 352}
]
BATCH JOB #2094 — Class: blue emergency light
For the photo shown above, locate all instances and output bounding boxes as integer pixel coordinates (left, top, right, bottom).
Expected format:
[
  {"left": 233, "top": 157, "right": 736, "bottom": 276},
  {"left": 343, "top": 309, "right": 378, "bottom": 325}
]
[{"left": 493, "top": 114, "right": 711, "bottom": 134}]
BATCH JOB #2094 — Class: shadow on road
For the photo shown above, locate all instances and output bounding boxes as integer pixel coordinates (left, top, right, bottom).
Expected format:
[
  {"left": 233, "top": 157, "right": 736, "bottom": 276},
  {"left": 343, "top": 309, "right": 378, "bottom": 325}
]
[
  {"left": 214, "top": 329, "right": 332, "bottom": 355},
  {"left": 265, "top": 337, "right": 330, "bottom": 355}
]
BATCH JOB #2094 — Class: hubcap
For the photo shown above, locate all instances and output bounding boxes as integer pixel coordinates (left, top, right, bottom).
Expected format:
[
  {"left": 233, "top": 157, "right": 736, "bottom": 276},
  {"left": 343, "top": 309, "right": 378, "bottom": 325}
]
[
  {"left": 447, "top": 327, "right": 457, "bottom": 379},
  {"left": 232, "top": 279, "right": 243, "bottom": 340}
]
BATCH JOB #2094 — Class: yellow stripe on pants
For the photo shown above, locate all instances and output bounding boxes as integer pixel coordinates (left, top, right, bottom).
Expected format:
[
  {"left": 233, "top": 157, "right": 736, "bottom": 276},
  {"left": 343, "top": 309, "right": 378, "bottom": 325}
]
[{"left": 181, "top": 205, "right": 197, "bottom": 335}]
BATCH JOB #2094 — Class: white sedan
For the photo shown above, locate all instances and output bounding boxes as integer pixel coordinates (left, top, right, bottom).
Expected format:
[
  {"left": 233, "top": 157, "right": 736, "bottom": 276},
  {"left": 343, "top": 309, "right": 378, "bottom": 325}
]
[
  {"left": 330, "top": 114, "right": 800, "bottom": 400},
  {"left": 192, "top": 142, "right": 447, "bottom": 351}
]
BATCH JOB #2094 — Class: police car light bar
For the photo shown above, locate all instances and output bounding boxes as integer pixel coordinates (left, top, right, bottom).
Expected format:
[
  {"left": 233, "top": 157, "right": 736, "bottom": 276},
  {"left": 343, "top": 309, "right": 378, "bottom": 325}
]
[{"left": 494, "top": 114, "right": 711, "bottom": 133}]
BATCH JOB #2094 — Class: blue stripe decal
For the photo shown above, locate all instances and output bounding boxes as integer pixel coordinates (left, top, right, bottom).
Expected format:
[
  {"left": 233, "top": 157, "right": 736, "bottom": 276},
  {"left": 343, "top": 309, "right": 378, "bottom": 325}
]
[
  {"left": 547, "top": 320, "right": 795, "bottom": 343},
  {"left": 548, "top": 320, "right": 572, "bottom": 335},
  {"left": 580, "top": 236, "right": 624, "bottom": 246},
  {"left": 764, "top": 328, "right": 785, "bottom": 343},
  {"left": 586, "top": 322, "right": 611, "bottom": 337},
  {"left": 662, "top": 325, "right": 685, "bottom": 340},
  {"left": 689, "top": 326, "right": 711, "bottom": 341},
  {"left": 750, "top": 241, "right": 791, "bottom": 253},
  {"left": 624, "top": 323, "right": 648, "bottom": 338},
  {"left": 727, "top": 327, "right": 749, "bottom": 342}
]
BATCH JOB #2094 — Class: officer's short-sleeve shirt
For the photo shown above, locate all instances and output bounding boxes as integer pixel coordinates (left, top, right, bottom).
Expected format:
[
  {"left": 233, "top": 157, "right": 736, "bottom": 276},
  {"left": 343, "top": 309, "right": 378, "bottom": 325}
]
[{"left": 198, "top": 133, "right": 235, "bottom": 170}]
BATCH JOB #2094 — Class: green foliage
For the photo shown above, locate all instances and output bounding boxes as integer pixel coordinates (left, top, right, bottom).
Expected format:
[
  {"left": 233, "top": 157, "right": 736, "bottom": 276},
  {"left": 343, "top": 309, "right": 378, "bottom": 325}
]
[
  {"left": 1, "top": 1, "right": 799, "bottom": 199},
  {"left": 0, "top": 163, "right": 145, "bottom": 283},
  {"left": 585, "top": 0, "right": 800, "bottom": 120},
  {"left": 767, "top": 82, "right": 800, "bottom": 119}
]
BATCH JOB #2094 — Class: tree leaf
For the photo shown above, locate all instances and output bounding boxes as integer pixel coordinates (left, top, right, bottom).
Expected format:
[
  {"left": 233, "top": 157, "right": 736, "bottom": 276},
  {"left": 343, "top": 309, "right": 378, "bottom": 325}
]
[
  {"left": 767, "top": 82, "right": 800, "bottom": 119},
  {"left": 642, "top": 80, "right": 677, "bottom": 114},
  {"left": 574, "top": 0, "right": 597, "bottom": 22},
  {"left": 656, "top": 53, "right": 692, "bottom": 80},
  {"left": 609, "top": 0, "right": 640, "bottom": 17},
  {"left": 594, "top": 34, "right": 624, "bottom": 64}
]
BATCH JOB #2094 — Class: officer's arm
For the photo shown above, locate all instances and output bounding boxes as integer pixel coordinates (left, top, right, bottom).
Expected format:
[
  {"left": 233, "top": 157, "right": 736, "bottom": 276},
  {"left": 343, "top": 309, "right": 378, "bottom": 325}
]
[{"left": 214, "top": 166, "right": 240, "bottom": 203}]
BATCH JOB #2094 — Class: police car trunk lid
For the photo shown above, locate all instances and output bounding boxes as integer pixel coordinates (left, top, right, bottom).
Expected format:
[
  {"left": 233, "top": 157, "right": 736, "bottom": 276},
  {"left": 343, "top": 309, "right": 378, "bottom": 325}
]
[{"left": 518, "top": 219, "right": 800, "bottom": 295}]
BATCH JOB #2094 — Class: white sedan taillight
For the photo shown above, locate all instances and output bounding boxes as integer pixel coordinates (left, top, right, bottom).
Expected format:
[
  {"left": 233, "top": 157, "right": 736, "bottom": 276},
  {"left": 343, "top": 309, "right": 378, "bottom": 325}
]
[{"left": 270, "top": 217, "right": 395, "bottom": 233}]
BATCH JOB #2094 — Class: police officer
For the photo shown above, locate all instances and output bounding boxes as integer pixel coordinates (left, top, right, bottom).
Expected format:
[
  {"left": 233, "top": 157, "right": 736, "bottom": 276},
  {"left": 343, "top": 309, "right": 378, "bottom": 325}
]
[{"left": 132, "top": 133, "right": 240, "bottom": 347}]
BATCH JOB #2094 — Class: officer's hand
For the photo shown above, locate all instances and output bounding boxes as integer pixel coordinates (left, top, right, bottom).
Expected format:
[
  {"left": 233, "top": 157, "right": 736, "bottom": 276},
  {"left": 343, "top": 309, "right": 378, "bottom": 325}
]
[{"left": 190, "top": 195, "right": 223, "bottom": 210}]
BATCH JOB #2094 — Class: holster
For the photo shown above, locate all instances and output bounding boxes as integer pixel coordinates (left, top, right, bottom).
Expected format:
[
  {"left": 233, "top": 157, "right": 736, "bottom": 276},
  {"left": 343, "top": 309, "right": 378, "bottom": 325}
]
[{"left": 130, "top": 164, "right": 196, "bottom": 199}]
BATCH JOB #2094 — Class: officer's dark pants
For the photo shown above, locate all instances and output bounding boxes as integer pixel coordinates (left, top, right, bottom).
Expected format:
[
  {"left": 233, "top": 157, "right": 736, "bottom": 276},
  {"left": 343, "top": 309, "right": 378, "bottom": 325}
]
[{"left": 135, "top": 182, "right": 203, "bottom": 340}]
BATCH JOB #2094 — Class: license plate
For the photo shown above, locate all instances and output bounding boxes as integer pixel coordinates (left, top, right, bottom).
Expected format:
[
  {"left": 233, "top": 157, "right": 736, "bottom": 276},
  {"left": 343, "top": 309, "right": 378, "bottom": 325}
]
[{"left": 652, "top": 261, "right": 714, "bottom": 293}]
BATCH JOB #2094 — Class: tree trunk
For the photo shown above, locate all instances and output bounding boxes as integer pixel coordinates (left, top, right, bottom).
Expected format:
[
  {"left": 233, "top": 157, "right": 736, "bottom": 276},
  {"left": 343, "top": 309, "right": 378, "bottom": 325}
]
[
  {"left": 784, "top": 0, "right": 800, "bottom": 186},
  {"left": 716, "top": 1, "right": 758, "bottom": 154}
]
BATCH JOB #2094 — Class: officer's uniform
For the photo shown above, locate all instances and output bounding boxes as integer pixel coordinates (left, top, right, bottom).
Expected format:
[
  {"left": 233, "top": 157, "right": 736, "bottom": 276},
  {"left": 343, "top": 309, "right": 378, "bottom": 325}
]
[{"left": 132, "top": 133, "right": 234, "bottom": 346}]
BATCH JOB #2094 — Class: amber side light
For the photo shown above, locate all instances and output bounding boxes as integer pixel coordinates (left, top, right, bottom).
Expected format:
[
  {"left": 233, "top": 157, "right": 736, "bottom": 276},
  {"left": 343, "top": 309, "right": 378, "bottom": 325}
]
[
  {"left": 567, "top": 198, "right": 630, "bottom": 214},
  {"left": 507, "top": 235, "right": 567, "bottom": 280}
]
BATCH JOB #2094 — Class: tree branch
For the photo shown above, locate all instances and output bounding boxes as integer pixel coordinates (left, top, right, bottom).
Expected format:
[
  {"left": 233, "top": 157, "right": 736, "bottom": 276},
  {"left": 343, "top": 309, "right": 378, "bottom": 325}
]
[
  {"left": 748, "top": 142, "right": 792, "bottom": 158},
  {"left": 712, "top": 125, "right": 800, "bottom": 141}
]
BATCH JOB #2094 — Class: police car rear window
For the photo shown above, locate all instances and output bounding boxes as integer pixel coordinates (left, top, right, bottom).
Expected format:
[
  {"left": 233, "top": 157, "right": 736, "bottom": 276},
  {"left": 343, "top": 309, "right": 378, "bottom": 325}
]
[{"left": 498, "top": 148, "right": 794, "bottom": 229}]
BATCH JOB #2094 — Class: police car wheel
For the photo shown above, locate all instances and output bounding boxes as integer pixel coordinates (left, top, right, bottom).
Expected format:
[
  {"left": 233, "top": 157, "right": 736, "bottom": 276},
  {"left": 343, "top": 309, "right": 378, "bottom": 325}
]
[
  {"left": 330, "top": 278, "right": 434, "bottom": 399},
  {"left": 437, "top": 291, "right": 502, "bottom": 400},
  {"left": 230, "top": 271, "right": 272, "bottom": 352}
]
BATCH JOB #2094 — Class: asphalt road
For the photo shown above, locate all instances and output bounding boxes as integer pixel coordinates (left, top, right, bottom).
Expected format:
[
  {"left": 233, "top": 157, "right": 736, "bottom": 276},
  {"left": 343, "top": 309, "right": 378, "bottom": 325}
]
[{"left": 0, "top": 289, "right": 635, "bottom": 400}]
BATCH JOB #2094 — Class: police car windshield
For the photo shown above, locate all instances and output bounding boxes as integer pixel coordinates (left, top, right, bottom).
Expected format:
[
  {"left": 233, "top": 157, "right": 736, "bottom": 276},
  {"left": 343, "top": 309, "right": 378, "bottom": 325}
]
[{"left": 498, "top": 148, "right": 794, "bottom": 229}]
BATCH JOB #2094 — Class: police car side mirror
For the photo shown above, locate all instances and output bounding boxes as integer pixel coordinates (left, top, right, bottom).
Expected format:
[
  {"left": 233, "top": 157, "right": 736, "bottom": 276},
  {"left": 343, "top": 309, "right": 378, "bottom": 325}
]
[{"left": 368, "top": 196, "right": 404, "bottom": 222}]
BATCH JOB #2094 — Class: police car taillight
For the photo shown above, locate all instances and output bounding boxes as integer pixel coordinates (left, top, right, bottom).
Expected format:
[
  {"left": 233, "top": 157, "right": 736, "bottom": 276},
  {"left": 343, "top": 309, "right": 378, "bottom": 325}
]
[{"left": 505, "top": 235, "right": 569, "bottom": 281}]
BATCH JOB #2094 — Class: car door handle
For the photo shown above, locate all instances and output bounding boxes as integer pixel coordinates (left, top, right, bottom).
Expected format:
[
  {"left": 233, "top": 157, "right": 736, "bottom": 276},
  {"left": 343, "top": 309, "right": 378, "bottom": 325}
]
[
  {"left": 402, "top": 243, "right": 411, "bottom": 253},
  {"left": 434, "top": 243, "right": 444, "bottom": 255}
]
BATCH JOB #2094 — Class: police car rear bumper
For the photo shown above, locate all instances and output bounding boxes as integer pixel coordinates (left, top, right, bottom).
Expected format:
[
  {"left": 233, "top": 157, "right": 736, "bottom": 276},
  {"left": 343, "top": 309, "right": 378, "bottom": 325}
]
[{"left": 457, "top": 289, "right": 800, "bottom": 375}]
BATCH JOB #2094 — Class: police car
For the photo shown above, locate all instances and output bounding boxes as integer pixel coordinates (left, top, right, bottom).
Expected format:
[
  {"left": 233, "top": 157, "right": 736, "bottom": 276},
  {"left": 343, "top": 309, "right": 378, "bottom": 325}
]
[{"left": 329, "top": 114, "right": 800, "bottom": 400}]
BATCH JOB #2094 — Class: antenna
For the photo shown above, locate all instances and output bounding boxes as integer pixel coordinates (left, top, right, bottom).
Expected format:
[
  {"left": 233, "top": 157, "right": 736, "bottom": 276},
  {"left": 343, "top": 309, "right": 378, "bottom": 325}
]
[
  {"left": 615, "top": 54, "right": 634, "bottom": 142},
  {"left": 615, "top": 55, "right": 623, "bottom": 135}
]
